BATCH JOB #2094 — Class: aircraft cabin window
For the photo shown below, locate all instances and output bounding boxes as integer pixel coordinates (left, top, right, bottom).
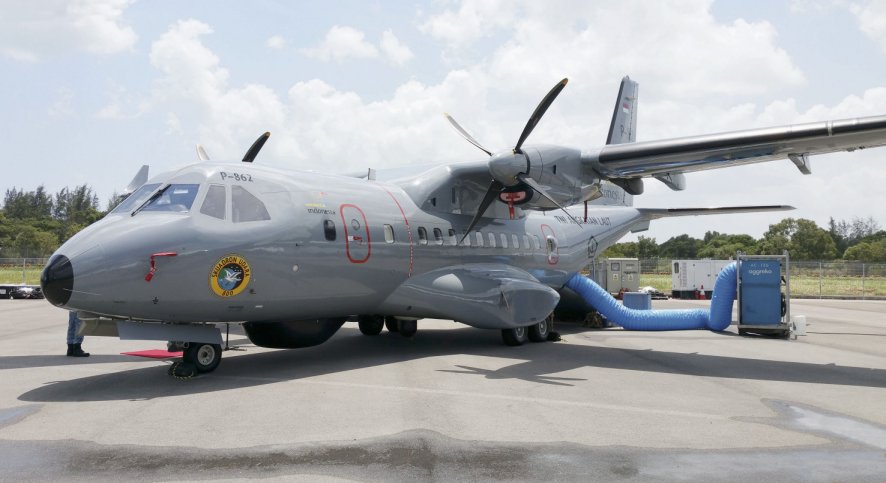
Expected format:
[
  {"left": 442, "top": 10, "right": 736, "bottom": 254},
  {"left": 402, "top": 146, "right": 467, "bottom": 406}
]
[
  {"left": 487, "top": 232, "right": 496, "bottom": 248},
  {"left": 418, "top": 227, "right": 428, "bottom": 245},
  {"left": 200, "top": 184, "right": 226, "bottom": 220},
  {"left": 511, "top": 234, "right": 520, "bottom": 249},
  {"left": 448, "top": 229, "right": 457, "bottom": 245},
  {"left": 141, "top": 184, "right": 200, "bottom": 213},
  {"left": 475, "top": 232, "right": 484, "bottom": 247},
  {"left": 533, "top": 235, "right": 541, "bottom": 250},
  {"left": 232, "top": 185, "right": 271, "bottom": 222},
  {"left": 433, "top": 227, "right": 444, "bottom": 246},
  {"left": 383, "top": 224, "right": 395, "bottom": 243},
  {"left": 500, "top": 233, "right": 509, "bottom": 249},
  {"left": 324, "top": 219, "right": 336, "bottom": 241},
  {"left": 523, "top": 235, "right": 531, "bottom": 251},
  {"left": 462, "top": 232, "right": 471, "bottom": 247},
  {"left": 111, "top": 183, "right": 161, "bottom": 214}
]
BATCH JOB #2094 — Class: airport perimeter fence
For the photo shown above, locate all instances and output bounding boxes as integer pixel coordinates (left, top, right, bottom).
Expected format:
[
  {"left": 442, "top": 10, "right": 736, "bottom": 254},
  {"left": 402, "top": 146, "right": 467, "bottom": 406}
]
[
  {"left": 0, "top": 258, "right": 49, "bottom": 286},
  {"left": 637, "top": 258, "right": 886, "bottom": 299}
]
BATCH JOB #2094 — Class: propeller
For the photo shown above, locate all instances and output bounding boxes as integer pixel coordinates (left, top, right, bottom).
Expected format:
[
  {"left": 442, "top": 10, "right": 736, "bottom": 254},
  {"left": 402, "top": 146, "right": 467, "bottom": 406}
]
[
  {"left": 449, "top": 78, "right": 579, "bottom": 243},
  {"left": 242, "top": 132, "right": 271, "bottom": 163}
]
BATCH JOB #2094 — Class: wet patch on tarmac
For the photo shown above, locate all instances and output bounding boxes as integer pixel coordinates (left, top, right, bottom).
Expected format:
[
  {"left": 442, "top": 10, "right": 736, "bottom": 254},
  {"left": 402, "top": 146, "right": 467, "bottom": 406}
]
[
  {"left": 0, "top": 404, "right": 40, "bottom": 430},
  {"left": 1, "top": 428, "right": 885, "bottom": 482}
]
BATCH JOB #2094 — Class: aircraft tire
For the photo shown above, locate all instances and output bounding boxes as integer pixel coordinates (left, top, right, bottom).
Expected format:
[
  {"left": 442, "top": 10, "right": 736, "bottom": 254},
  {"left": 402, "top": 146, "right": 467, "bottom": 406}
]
[
  {"left": 358, "top": 315, "right": 385, "bottom": 336},
  {"left": 398, "top": 319, "right": 417, "bottom": 337},
  {"left": 501, "top": 327, "right": 528, "bottom": 346},
  {"left": 184, "top": 343, "right": 222, "bottom": 373},
  {"left": 528, "top": 318, "right": 550, "bottom": 343},
  {"left": 384, "top": 316, "right": 399, "bottom": 333}
]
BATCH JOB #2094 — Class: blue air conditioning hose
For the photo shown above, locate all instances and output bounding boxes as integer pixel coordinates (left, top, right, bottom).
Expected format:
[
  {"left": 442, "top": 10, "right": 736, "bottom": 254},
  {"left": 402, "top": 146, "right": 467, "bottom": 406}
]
[{"left": 564, "top": 262, "right": 737, "bottom": 331}]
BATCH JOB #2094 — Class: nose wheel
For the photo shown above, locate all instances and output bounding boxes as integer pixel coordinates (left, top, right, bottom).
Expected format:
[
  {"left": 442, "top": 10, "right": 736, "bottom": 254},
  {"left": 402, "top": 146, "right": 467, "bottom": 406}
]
[{"left": 180, "top": 342, "right": 222, "bottom": 374}]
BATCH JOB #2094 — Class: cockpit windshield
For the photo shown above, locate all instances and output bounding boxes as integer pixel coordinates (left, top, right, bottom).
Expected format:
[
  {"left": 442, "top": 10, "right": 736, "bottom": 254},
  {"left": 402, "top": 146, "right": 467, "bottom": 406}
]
[
  {"left": 111, "top": 183, "right": 161, "bottom": 214},
  {"left": 140, "top": 184, "right": 200, "bottom": 212}
]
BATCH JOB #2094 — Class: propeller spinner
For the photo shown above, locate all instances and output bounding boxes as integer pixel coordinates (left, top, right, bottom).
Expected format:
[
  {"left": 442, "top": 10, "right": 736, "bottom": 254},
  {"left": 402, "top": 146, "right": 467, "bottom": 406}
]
[{"left": 447, "top": 78, "right": 581, "bottom": 243}]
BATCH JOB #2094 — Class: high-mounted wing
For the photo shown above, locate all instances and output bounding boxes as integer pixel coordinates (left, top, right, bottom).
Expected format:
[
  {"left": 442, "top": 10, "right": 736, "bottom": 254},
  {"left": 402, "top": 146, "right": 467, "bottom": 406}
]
[{"left": 589, "top": 115, "right": 886, "bottom": 179}]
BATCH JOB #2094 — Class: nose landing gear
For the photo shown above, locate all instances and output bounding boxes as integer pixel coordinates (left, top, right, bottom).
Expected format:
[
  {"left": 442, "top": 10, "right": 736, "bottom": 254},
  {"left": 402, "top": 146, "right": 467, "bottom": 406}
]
[{"left": 168, "top": 342, "right": 222, "bottom": 378}]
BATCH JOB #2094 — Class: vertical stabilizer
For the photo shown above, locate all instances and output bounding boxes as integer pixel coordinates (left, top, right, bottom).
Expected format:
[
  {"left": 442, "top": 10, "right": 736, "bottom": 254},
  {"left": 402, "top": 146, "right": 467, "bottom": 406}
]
[{"left": 606, "top": 76, "right": 638, "bottom": 145}]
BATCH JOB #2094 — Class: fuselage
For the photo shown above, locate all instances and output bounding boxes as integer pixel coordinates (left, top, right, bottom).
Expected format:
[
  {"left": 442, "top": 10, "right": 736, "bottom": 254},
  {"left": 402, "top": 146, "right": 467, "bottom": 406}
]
[{"left": 42, "top": 161, "right": 646, "bottom": 323}]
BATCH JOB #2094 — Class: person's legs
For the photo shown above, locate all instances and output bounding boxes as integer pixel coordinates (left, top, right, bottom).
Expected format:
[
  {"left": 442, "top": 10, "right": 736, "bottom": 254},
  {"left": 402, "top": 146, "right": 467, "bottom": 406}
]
[{"left": 66, "top": 312, "right": 89, "bottom": 357}]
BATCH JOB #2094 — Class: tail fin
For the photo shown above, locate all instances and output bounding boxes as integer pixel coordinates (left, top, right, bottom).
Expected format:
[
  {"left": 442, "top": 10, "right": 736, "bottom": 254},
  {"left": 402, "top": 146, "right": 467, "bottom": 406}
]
[{"left": 606, "top": 76, "right": 638, "bottom": 145}]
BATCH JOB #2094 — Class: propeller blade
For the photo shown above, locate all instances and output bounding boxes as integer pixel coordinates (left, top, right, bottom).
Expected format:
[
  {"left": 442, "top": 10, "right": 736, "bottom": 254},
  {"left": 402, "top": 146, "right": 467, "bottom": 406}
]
[
  {"left": 196, "top": 144, "right": 210, "bottom": 161},
  {"left": 242, "top": 132, "right": 271, "bottom": 163},
  {"left": 514, "top": 78, "right": 568, "bottom": 153},
  {"left": 444, "top": 113, "right": 492, "bottom": 156},
  {"left": 519, "top": 175, "right": 583, "bottom": 227},
  {"left": 460, "top": 179, "right": 504, "bottom": 244}
]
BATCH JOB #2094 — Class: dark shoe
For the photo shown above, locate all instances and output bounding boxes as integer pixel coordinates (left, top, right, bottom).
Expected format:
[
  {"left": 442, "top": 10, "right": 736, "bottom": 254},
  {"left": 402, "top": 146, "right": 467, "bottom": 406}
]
[
  {"left": 70, "top": 343, "right": 90, "bottom": 357},
  {"left": 66, "top": 344, "right": 74, "bottom": 356}
]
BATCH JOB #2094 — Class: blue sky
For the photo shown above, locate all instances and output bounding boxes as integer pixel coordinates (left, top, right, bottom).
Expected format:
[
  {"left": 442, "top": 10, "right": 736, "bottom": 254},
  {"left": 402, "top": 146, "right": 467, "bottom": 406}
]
[{"left": 2, "top": 0, "right": 885, "bottom": 242}]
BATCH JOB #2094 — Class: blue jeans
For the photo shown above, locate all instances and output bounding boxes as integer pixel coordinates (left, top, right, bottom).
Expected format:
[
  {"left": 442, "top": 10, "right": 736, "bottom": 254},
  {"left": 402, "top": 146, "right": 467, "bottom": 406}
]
[{"left": 67, "top": 311, "right": 83, "bottom": 344}]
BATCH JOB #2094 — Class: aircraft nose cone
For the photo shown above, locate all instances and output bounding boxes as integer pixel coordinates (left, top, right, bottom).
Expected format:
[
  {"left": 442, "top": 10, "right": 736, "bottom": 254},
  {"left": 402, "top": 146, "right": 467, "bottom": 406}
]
[{"left": 41, "top": 255, "right": 73, "bottom": 307}]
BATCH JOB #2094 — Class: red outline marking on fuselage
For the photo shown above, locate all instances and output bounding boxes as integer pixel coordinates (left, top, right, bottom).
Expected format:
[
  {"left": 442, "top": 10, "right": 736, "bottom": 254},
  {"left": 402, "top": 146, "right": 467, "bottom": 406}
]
[
  {"left": 340, "top": 204, "right": 371, "bottom": 263},
  {"left": 381, "top": 188, "right": 414, "bottom": 277}
]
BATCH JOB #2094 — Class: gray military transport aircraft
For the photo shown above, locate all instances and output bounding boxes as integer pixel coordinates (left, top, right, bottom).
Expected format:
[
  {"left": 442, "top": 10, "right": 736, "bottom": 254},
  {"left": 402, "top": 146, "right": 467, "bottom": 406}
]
[{"left": 41, "top": 77, "right": 886, "bottom": 376}]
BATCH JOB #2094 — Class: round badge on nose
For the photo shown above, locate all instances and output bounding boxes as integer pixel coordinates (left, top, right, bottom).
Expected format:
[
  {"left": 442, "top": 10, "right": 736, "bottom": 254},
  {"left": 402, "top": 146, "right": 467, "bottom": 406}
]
[{"left": 210, "top": 254, "right": 251, "bottom": 297}]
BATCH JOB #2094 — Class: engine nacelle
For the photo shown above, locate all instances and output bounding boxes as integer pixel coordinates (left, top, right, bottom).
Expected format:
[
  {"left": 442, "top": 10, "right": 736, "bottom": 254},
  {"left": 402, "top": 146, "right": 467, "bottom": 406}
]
[
  {"left": 491, "top": 145, "right": 595, "bottom": 210},
  {"left": 243, "top": 318, "right": 346, "bottom": 349}
]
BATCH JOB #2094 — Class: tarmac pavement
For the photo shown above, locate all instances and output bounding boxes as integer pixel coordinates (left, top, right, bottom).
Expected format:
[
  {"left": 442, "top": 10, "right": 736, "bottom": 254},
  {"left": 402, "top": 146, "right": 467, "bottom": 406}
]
[{"left": 1, "top": 298, "right": 885, "bottom": 481}]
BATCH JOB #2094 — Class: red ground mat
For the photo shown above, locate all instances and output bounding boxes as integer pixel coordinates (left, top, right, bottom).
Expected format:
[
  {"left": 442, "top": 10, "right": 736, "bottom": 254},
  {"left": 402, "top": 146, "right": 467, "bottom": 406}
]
[{"left": 121, "top": 349, "right": 182, "bottom": 359}]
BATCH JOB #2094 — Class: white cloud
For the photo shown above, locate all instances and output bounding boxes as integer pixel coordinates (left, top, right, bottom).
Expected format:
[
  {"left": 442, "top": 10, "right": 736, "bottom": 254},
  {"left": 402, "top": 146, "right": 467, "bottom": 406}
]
[
  {"left": 301, "top": 26, "right": 414, "bottom": 65},
  {"left": 380, "top": 29, "right": 414, "bottom": 65},
  {"left": 301, "top": 25, "right": 379, "bottom": 62},
  {"left": 0, "top": 0, "right": 136, "bottom": 62},
  {"left": 851, "top": 0, "right": 886, "bottom": 52},
  {"left": 419, "top": 0, "right": 514, "bottom": 47},
  {"left": 266, "top": 35, "right": 285, "bottom": 49}
]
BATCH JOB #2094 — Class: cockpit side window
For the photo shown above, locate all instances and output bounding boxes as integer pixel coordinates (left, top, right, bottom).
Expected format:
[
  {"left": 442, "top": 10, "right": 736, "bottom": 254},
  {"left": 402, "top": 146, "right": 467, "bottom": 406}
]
[
  {"left": 232, "top": 185, "right": 270, "bottom": 223},
  {"left": 141, "top": 184, "right": 200, "bottom": 213},
  {"left": 200, "top": 184, "right": 226, "bottom": 220},
  {"left": 111, "top": 183, "right": 161, "bottom": 214}
]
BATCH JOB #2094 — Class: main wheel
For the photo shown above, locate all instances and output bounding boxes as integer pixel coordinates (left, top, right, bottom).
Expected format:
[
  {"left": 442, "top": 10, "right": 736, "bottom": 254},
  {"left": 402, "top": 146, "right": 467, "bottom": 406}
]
[
  {"left": 528, "top": 318, "right": 550, "bottom": 342},
  {"left": 384, "top": 316, "right": 399, "bottom": 333},
  {"left": 184, "top": 343, "right": 222, "bottom": 373},
  {"left": 502, "top": 326, "right": 528, "bottom": 346},
  {"left": 358, "top": 315, "right": 384, "bottom": 335},
  {"left": 398, "top": 319, "right": 417, "bottom": 337}
]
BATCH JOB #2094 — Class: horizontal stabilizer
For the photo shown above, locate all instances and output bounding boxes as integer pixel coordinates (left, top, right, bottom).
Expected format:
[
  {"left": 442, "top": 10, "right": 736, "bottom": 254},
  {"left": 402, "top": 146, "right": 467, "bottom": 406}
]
[{"left": 638, "top": 205, "right": 794, "bottom": 220}]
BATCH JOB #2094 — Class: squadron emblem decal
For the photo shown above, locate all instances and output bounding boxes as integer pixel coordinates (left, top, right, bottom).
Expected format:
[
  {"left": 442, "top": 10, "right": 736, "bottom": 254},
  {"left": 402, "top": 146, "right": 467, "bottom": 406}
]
[{"left": 210, "top": 255, "right": 251, "bottom": 297}]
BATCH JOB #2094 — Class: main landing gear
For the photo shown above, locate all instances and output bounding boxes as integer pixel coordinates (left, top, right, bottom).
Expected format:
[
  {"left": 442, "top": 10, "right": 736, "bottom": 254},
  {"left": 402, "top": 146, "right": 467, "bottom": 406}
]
[
  {"left": 358, "top": 315, "right": 418, "bottom": 338},
  {"left": 501, "top": 316, "right": 554, "bottom": 346}
]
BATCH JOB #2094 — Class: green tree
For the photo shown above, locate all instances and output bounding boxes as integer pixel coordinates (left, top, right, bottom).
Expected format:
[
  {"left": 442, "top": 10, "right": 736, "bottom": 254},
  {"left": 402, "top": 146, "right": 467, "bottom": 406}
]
[
  {"left": 757, "top": 218, "right": 837, "bottom": 260},
  {"left": 659, "top": 234, "right": 701, "bottom": 258},
  {"left": 843, "top": 238, "right": 886, "bottom": 262},
  {"left": 636, "top": 235, "right": 659, "bottom": 259},
  {"left": 602, "top": 241, "right": 638, "bottom": 258},
  {"left": 698, "top": 231, "right": 757, "bottom": 259}
]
